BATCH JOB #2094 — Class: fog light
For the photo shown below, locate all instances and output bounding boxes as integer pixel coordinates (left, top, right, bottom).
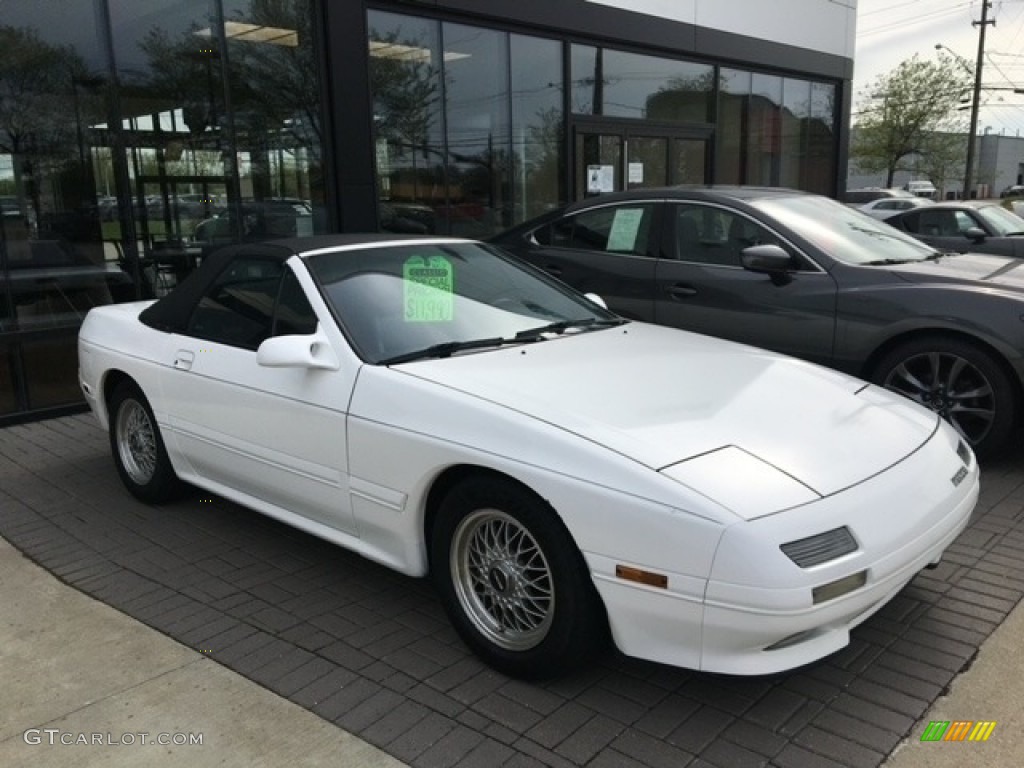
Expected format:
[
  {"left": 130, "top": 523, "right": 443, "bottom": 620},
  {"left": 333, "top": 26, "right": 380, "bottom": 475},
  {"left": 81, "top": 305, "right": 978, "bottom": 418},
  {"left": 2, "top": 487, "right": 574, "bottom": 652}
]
[{"left": 812, "top": 570, "right": 867, "bottom": 604}]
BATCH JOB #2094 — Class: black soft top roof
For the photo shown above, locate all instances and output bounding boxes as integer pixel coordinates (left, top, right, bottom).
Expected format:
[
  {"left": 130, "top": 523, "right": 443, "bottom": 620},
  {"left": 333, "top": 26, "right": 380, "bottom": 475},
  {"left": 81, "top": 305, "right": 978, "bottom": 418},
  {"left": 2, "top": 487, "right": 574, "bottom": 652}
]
[
  {"left": 139, "top": 241, "right": 295, "bottom": 333},
  {"left": 137, "top": 234, "right": 469, "bottom": 333}
]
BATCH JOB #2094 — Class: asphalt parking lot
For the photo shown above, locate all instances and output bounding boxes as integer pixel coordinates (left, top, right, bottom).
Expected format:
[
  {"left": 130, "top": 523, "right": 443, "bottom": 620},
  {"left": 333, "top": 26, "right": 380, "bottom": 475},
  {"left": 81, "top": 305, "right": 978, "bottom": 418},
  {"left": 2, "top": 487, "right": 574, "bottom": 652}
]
[{"left": 2, "top": 414, "right": 1024, "bottom": 768}]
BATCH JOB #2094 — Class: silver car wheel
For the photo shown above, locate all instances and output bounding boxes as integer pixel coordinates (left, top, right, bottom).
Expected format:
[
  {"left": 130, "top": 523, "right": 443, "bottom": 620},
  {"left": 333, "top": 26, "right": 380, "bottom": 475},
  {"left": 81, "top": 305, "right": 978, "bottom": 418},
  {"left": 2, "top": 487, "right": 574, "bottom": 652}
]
[
  {"left": 883, "top": 351, "right": 995, "bottom": 446},
  {"left": 115, "top": 398, "right": 157, "bottom": 486},
  {"left": 450, "top": 508, "right": 554, "bottom": 652}
]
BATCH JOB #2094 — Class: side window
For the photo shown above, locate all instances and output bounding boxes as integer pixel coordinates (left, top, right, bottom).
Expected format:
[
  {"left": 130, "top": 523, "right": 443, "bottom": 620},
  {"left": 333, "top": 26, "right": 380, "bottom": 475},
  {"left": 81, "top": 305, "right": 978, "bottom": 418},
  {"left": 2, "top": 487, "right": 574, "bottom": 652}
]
[
  {"left": 954, "top": 211, "right": 977, "bottom": 234},
  {"left": 675, "top": 205, "right": 788, "bottom": 267},
  {"left": 186, "top": 257, "right": 283, "bottom": 349},
  {"left": 917, "top": 210, "right": 960, "bottom": 237},
  {"left": 900, "top": 212, "right": 920, "bottom": 231},
  {"left": 537, "top": 205, "right": 655, "bottom": 256},
  {"left": 273, "top": 268, "right": 318, "bottom": 337}
]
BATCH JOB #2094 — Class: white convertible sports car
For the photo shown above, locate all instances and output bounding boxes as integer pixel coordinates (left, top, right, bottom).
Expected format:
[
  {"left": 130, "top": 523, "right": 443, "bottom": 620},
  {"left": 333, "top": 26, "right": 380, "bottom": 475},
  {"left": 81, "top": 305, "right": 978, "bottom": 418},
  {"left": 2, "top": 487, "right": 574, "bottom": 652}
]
[{"left": 78, "top": 234, "right": 979, "bottom": 678}]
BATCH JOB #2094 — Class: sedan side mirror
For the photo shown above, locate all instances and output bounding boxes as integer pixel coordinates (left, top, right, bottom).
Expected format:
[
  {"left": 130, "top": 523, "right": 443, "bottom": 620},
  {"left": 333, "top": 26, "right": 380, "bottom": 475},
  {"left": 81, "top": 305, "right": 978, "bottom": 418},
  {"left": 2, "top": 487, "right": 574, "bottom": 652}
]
[
  {"left": 964, "top": 226, "right": 987, "bottom": 243},
  {"left": 741, "top": 244, "right": 793, "bottom": 275},
  {"left": 257, "top": 326, "right": 340, "bottom": 370}
]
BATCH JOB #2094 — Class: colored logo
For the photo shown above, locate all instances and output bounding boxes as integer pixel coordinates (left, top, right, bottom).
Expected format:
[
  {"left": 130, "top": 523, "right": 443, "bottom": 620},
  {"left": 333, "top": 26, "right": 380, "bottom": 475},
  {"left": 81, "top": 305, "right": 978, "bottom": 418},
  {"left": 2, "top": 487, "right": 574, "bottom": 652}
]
[{"left": 921, "top": 720, "right": 996, "bottom": 742}]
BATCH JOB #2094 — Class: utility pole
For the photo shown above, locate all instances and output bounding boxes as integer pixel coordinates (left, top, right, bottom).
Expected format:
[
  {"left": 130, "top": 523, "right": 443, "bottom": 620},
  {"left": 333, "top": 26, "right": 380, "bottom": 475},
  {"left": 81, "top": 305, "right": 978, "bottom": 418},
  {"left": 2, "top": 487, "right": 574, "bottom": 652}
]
[{"left": 964, "top": 0, "right": 994, "bottom": 199}]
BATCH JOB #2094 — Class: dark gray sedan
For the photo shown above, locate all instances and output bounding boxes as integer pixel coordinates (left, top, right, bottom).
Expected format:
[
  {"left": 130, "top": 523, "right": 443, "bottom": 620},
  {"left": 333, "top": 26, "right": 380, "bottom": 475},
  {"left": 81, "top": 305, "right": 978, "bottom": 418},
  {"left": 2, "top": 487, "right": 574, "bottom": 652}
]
[
  {"left": 884, "top": 200, "right": 1024, "bottom": 258},
  {"left": 492, "top": 186, "right": 1024, "bottom": 458}
]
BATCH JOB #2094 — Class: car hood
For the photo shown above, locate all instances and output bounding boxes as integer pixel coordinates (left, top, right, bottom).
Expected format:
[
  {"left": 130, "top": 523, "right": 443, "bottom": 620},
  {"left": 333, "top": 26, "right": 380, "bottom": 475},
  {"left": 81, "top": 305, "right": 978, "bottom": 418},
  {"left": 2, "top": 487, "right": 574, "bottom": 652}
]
[
  {"left": 400, "top": 323, "right": 939, "bottom": 514},
  {"left": 890, "top": 252, "right": 1024, "bottom": 289}
]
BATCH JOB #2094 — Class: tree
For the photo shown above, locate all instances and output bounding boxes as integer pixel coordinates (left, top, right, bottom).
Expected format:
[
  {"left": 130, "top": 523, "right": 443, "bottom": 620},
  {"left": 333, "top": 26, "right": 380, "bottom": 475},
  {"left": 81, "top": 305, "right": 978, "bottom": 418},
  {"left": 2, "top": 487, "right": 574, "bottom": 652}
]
[
  {"left": 851, "top": 54, "right": 970, "bottom": 187},
  {"left": 915, "top": 131, "right": 967, "bottom": 199}
]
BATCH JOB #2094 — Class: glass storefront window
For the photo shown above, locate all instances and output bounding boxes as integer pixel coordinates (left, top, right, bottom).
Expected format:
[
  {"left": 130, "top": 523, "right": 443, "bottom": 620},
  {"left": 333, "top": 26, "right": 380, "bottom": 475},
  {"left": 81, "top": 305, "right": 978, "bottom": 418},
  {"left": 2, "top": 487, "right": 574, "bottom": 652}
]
[
  {"left": 1, "top": 0, "right": 327, "bottom": 419},
  {"left": 570, "top": 45, "right": 712, "bottom": 123},
  {"left": 441, "top": 23, "right": 511, "bottom": 237},
  {"left": 808, "top": 82, "right": 836, "bottom": 195},
  {"left": 368, "top": 13, "right": 565, "bottom": 239},
  {"left": 109, "top": 0, "right": 326, "bottom": 294},
  {"left": 781, "top": 78, "right": 812, "bottom": 189},
  {"left": 23, "top": 335, "right": 80, "bottom": 409},
  {"left": 571, "top": 45, "right": 600, "bottom": 115},
  {"left": 716, "top": 68, "right": 750, "bottom": 185},
  {"left": 1, "top": 6, "right": 110, "bottom": 334},
  {"left": 510, "top": 35, "right": 564, "bottom": 220},
  {"left": 748, "top": 73, "right": 783, "bottom": 187},
  {"left": 368, "top": 11, "right": 445, "bottom": 236}
]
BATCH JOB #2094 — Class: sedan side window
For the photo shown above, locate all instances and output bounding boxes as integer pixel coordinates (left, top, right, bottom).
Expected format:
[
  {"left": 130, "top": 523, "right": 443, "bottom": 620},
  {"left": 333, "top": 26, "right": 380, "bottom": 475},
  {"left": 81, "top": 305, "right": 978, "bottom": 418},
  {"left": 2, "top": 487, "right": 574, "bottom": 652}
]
[
  {"left": 953, "top": 211, "right": 977, "bottom": 234},
  {"left": 915, "top": 210, "right": 961, "bottom": 237},
  {"left": 535, "top": 205, "right": 655, "bottom": 256},
  {"left": 675, "top": 205, "right": 790, "bottom": 267}
]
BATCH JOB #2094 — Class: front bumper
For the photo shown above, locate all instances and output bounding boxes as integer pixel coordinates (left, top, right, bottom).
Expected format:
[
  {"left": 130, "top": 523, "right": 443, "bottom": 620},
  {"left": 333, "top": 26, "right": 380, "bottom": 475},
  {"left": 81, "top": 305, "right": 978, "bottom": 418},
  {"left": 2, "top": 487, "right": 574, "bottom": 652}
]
[{"left": 590, "top": 424, "right": 978, "bottom": 675}]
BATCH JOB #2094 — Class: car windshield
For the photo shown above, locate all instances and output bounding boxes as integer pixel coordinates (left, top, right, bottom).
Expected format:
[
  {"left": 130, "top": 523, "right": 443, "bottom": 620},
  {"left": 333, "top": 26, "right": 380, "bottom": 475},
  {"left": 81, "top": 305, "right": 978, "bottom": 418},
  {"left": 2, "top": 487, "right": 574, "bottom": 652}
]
[
  {"left": 976, "top": 204, "right": 1024, "bottom": 236},
  {"left": 752, "top": 195, "right": 938, "bottom": 265},
  {"left": 306, "top": 241, "right": 621, "bottom": 364}
]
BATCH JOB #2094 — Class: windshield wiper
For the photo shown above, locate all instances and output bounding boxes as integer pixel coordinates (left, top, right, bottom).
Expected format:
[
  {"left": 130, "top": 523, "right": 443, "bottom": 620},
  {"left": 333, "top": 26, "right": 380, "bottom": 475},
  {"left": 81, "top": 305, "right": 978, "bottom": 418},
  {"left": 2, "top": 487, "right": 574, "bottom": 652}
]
[
  {"left": 379, "top": 337, "right": 507, "bottom": 365},
  {"left": 514, "top": 317, "right": 624, "bottom": 341},
  {"left": 862, "top": 258, "right": 918, "bottom": 266}
]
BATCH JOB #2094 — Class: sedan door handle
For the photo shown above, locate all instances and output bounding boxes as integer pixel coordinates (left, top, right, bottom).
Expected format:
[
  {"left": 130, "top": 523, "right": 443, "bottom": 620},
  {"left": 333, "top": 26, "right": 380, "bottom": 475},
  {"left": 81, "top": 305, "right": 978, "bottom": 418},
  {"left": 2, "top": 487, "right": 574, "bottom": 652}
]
[{"left": 668, "top": 284, "right": 698, "bottom": 299}]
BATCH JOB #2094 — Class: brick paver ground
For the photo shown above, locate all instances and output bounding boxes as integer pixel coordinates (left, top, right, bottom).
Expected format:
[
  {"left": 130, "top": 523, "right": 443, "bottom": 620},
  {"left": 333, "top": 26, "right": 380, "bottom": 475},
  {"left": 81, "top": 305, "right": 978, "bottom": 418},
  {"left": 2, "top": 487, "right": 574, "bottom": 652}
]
[{"left": 3, "top": 414, "right": 1024, "bottom": 767}]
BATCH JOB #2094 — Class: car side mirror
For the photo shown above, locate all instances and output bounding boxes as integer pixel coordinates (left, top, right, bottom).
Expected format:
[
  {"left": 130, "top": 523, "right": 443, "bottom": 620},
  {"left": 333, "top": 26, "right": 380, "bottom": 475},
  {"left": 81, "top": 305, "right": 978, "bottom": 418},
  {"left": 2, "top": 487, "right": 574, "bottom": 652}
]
[
  {"left": 964, "top": 226, "right": 987, "bottom": 242},
  {"left": 741, "top": 244, "right": 793, "bottom": 274},
  {"left": 741, "top": 244, "right": 794, "bottom": 286},
  {"left": 257, "top": 326, "right": 340, "bottom": 370}
]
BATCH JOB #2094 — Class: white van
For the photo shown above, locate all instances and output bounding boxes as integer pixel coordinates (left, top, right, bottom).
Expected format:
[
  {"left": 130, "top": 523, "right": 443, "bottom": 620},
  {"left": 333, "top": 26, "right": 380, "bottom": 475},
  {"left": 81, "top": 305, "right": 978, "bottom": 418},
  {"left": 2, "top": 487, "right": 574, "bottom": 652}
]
[{"left": 904, "top": 180, "right": 937, "bottom": 198}]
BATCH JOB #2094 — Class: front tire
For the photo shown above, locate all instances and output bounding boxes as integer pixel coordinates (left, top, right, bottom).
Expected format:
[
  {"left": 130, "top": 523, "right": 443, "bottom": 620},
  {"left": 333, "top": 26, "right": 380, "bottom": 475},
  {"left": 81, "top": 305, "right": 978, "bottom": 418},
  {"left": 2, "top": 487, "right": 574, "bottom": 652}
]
[
  {"left": 108, "top": 380, "right": 182, "bottom": 503},
  {"left": 871, "top": 336, "right": 1018, "bottom": 459},
  {"left": 431, "top": 476, "right": 606, "bottom": 679}
]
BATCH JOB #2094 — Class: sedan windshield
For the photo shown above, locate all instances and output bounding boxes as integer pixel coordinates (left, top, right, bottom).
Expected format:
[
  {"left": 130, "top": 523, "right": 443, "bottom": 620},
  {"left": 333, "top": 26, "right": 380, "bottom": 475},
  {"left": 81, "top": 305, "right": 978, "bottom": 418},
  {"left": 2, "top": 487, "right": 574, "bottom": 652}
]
[
  {"left": 976, "top": 204, "right": 1024, "bottom": 236},
  {"left": 306, "top": 241, "right": 621, "bottom": 364},
  {"left": 753, "top": 195, "right": 939, "bottom": 265}
]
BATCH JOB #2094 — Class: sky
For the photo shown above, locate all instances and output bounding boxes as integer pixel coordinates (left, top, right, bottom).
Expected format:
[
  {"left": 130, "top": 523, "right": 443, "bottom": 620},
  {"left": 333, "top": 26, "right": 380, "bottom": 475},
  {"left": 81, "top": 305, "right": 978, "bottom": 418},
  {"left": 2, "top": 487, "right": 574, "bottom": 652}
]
[{"left": 854, "top": 0, "right": 1024, "bottom": 135}]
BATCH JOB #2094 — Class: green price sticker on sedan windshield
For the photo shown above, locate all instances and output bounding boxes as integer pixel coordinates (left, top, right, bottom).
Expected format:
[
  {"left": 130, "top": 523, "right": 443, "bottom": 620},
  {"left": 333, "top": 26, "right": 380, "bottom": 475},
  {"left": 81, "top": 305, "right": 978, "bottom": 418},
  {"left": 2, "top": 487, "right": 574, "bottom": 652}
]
[{"left": 404, "top": 254, "right": 454, "bottom": 322}]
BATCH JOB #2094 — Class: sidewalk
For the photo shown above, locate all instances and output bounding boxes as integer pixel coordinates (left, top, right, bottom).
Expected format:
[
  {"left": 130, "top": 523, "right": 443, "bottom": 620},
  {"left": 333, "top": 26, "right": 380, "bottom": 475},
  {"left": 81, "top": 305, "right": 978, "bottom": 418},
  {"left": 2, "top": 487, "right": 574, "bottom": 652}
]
[
  {"left": 0, "top": 536, "right": 406, "bottom": 768},
  {"left": 883, "top": 593, "right": 1024, "bottom": 767}
]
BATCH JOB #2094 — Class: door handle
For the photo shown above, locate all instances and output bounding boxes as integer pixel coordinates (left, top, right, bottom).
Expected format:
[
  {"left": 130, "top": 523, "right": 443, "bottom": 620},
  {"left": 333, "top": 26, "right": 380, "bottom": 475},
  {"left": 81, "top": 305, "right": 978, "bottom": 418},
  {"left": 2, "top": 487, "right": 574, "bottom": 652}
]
[
  {"left": 668, "top": 284, "right": 698, "bottom": 299},
  {"left": 543, "top": 265, "right": 563, "bottom": 277},
  {"left": 173, "top": 350, "right": 195, "bottom": 371}
]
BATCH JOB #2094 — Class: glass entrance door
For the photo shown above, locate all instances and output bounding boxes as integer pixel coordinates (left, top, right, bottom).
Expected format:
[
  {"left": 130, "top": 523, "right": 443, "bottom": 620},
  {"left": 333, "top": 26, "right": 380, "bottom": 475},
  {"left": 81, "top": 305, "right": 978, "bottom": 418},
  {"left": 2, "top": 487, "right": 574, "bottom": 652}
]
[{"left": 573, "top": 126, "right": 708, "bottom": 200}]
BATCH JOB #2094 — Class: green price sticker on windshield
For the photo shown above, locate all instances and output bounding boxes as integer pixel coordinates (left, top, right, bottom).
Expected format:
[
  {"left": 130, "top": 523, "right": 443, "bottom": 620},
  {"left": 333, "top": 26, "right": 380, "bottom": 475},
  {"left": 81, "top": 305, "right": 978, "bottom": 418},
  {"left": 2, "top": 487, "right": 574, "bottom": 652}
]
[{"left": 404, "top": 254, "right": 454, "bottom": 322}]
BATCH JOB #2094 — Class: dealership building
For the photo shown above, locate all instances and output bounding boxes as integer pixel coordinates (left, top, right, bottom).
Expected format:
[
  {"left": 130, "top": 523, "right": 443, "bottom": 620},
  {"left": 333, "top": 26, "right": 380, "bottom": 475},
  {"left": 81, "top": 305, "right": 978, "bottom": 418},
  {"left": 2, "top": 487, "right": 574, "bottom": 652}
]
[{"left": 0, "top": 0, "right": 855, "bottom": 423}]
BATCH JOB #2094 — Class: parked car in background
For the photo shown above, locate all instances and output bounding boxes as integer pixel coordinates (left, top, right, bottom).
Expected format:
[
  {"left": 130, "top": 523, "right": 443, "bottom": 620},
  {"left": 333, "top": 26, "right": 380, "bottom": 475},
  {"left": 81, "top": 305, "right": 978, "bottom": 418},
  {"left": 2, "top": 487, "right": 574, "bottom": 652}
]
[
  {"left": 842, "top": 188, "right": 916, "bottom": 206},
  {"left": 904, "top": 180, "right": 937, "bottom": 198},
  {"left": 492, "top": 186, "right": 1024, "bottom": 458},
  {"left": 1003, "top": 198, "right": 1024, "bottom": 218},
  {"left": 859, "top": 195, "right": 934, "bottom": 220},
  {"left": 193, "top": 198, "right": 313, "bottom": 250},
  {"left": 1000, "top": 184, "right": 1024, "bottom": 198},
  {"left": 78, "top": 234, "right": 978, "bottom": 678},
  {"left": 884, "top": 201, "right": 1024, "bottom": 258}
]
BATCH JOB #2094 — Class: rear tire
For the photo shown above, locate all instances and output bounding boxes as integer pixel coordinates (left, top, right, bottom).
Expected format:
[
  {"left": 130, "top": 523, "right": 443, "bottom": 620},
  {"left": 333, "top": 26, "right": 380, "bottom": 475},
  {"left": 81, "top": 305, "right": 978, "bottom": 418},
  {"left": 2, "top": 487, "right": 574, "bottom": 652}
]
[
  {"left": 108, "top": 380, "right": 182, "bottom": 503},
  {"left": 871, "top": 336, "right": 1017, "bottom": 459},
  {"left": 431, "top": 475, "right": 606, "bottom": 679}
]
